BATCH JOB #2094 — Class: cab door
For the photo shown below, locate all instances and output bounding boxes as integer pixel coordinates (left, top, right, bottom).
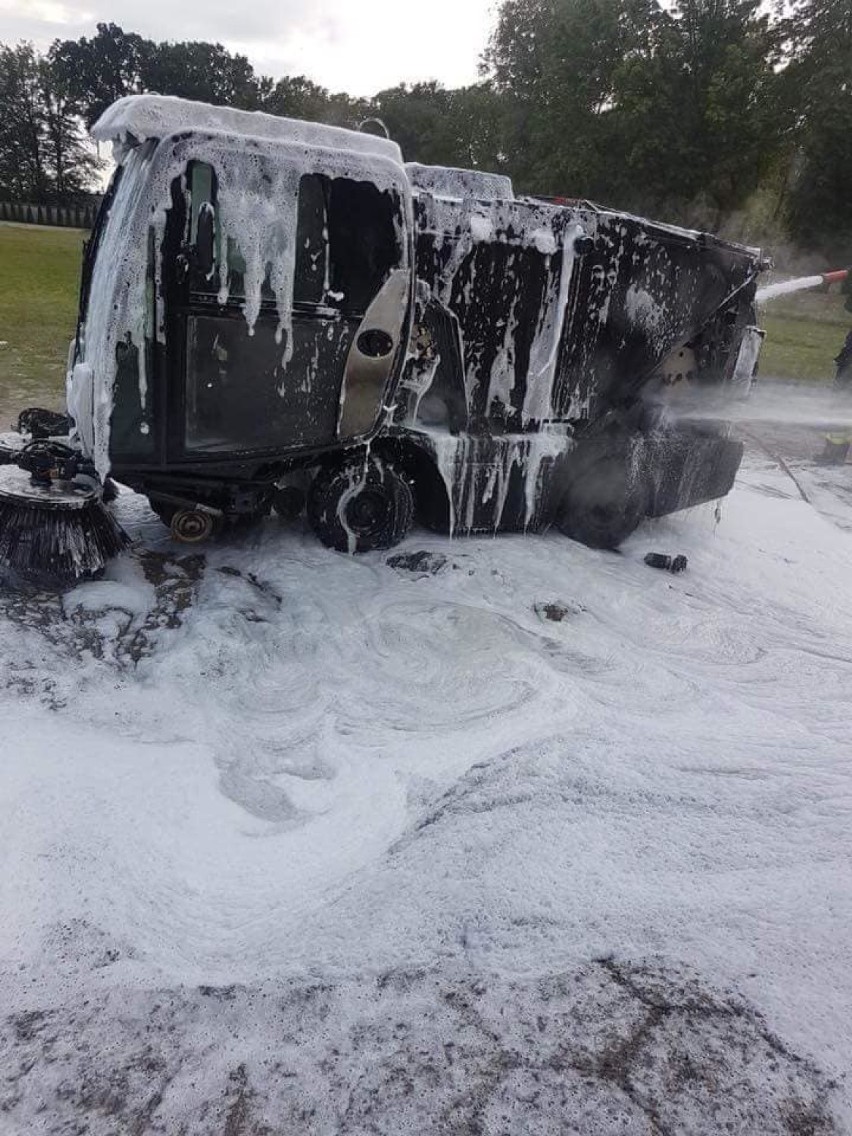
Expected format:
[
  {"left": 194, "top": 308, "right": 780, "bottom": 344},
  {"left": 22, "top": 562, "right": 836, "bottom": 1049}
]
[{"left": 160, "top": 135, "right": 412, "bottom": 461}]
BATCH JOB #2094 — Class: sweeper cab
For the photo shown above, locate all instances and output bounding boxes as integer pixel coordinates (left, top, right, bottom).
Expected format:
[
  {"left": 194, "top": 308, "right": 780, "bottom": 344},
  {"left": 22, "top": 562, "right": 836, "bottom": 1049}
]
[{"left": 0, "top": 94, "right": 768, "bottom": 585}]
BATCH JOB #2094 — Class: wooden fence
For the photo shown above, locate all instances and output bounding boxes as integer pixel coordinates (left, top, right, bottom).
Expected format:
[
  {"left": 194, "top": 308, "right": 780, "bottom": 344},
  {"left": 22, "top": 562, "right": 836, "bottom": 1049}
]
[{"left": 0, "top": 200, "right": 100, "bottom": 229}]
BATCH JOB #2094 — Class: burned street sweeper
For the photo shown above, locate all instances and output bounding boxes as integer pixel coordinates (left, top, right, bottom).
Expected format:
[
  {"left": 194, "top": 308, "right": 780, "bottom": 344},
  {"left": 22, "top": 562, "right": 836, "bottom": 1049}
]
[{"left": 0, "top": 94, "right": 767, "bottom": 585}]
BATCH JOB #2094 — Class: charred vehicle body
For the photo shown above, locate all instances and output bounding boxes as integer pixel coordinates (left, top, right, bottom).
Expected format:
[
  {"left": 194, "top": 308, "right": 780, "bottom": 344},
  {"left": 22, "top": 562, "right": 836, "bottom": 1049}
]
[{"left": 1, "top": 95, "right": 766, "bottom": 580}]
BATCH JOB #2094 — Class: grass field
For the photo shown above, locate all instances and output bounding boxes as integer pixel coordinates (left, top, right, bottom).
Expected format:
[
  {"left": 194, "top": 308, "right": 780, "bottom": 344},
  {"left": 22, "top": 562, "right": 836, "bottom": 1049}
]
[
  {"left": 0, "top": 222, "right": 847, "bottom": 430},
  {"left": 759, "top": 285, "right": 850, "bottom": 382},
  {"left": 0, "top": 221, "right": 84, "bottom": 426}
]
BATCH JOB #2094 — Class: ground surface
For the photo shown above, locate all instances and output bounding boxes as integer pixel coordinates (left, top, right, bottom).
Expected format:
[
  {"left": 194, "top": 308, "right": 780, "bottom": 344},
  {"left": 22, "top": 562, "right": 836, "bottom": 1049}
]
[
  {"left": 1, "top": 223, "right": 851, "bottom": 1130},
  {"left": 1, "top": 395, "right": 852, "bottom": 1134}
]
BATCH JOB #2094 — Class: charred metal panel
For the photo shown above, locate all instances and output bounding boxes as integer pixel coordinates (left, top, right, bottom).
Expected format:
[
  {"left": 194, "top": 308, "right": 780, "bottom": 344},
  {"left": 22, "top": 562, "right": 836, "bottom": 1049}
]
[
  {"left": 554, "top": 214, "right": 760, "bottom": 424},
  {"left": 412, "top": 194, "right": 579, "bottom": 428},
  {"left": 184, "top": 312, "right": 354, "bottom": 453},
  {"left": 395, "top": 299, "right": 468, "bottom": 433},
  {"left": 398, "top": 427, "right": 570, "bottom": 535},
  {"left": 644, "top": 426, "right": 744, "bottom": 516},
  {"left": 405, "top": 163, "right": 513, "bottom": 202}
]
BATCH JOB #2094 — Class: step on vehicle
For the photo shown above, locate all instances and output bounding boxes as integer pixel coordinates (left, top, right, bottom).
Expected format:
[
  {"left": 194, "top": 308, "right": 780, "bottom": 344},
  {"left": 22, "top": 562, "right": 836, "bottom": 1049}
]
[{"left": 0, "top": 94, "right": 767, "bottom": 585}]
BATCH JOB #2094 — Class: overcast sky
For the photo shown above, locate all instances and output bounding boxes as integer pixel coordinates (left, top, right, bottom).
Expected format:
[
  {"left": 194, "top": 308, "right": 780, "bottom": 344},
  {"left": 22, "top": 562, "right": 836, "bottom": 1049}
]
[{"left": 0, "top": 0, "right": 499, "bottom": 95}]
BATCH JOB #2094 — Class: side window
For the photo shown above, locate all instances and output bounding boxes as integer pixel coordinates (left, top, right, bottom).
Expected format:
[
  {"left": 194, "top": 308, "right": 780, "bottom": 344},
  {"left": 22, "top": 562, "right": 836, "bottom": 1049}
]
[
  {"left": 187, "top": 161, "right": 219, "bottom": 293},
  {"left": 109, "top": 222, "right": 156, "bottom": 457},
  {"left": 185, "top": 161, "right": 402, "bottom": 313},
  {"left": 326, "top": 179, "right": 400, "bottom": 312},
  {"left": 188, "top": 161, "right": 214, "bottom": 250},
  {"left": 294, "top": 174, "right": 328, "bottom": 305},
  {"left": 294, "top": 175, "right": 401, "bottom": 310}
]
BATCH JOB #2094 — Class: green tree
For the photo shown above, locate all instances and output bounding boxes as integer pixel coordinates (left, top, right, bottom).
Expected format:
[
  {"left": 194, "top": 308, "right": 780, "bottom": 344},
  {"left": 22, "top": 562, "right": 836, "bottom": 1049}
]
[
  {"left": 0, "top": 43, "right": 47, "bottom": 201},
  {"left": 140, "top": 40, "right": 263, "bottom": 110},
  {"left": 483, "top": 0, "right": 663, "bottom": 195},
  {"left": 367, "top": 81, "right": 512, "bottom": 171},
  {"left": 49, "top": 23, "right": 149, "bottom": 128},
  {"left": 440, "top": 83, "right": 513, "bottom": 173},
  {"left": 782, "top": 0, "right": 852, "bottom": 259},
  {"left": 39, "top": 56, "right": 102, "bottom": 199},
  {"left": 264, "top": 75, "right": 334, "bottom": 121},
  {"left": 611, "top": 0, "right": 785, "bottom": 224},
  {"left": 371, "top": 82, "right": 459, "bottom": 164},
  {"left": 484, "top": 0, "right": 786, "bottom": 224},
  {"left": 0, "top": 42, "right": 100, "bottom": 202},
  {"left": 262, "top": 76, "right": 365, "bottom": 128}
]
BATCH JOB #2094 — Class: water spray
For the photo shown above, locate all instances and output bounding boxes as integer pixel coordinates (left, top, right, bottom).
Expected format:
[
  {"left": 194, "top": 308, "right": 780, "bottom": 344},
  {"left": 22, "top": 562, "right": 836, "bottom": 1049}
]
[{"left": 756, "top": 269, "right": 849, "bottom": 305}]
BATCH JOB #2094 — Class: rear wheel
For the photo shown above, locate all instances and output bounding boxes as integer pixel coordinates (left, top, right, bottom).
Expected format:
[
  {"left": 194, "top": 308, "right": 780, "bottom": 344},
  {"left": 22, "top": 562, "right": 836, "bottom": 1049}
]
[
  {"left": 147, "top": 497, "right": 225, "bottom": 543},
  {"left": 557, "top": 459, "right": 648, "bottom": 550},
  {"left": 170, "top": 507, "right": 220, "bottom": 544},
  {"left": 308, "top": 456, "right": 414, "bottom": 553}
]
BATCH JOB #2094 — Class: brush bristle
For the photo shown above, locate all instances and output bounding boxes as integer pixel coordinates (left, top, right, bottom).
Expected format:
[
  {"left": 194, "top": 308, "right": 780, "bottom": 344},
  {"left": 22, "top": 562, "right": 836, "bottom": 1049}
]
[{"left": 0, "top": 497, "right": 128, "bottom": 587}]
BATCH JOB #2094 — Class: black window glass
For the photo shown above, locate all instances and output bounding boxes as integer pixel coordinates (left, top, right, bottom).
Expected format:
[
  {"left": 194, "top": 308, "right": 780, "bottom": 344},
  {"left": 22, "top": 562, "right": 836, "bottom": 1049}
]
[
  {"left": 294, "top": 174, "right": 328, "bottom": 305},
  {"left": 184, "top": 161, "right": 401, "bottom": 315},
  {"left": 326, "top": 178, "right": 399, "bottom": 311}
]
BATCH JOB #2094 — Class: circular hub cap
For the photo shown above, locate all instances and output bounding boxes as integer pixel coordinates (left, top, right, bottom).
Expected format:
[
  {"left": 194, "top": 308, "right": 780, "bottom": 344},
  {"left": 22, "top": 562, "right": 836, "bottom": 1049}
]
[{"left": 170, "top": 508, "right": 215, "bottom": 544}]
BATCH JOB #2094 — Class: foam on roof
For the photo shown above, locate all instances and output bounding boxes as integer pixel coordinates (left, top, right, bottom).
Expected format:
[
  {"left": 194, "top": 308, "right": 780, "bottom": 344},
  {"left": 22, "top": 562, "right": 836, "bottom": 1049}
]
[
  {"left": 91, "top": 94, "right": 404, "bottom": 164},
  {"left": 405, "top": 163, "right": 514, "bottom": 201}
]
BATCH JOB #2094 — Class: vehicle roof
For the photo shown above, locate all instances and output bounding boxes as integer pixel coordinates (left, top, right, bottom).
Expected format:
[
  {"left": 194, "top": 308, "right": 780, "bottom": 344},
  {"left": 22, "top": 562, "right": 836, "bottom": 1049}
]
[
  {"left": 91, "top": 94, "right": 404, "bottom": 164},
  {"left": 405, "top": 163, "right": 514, "bottom": 201}
]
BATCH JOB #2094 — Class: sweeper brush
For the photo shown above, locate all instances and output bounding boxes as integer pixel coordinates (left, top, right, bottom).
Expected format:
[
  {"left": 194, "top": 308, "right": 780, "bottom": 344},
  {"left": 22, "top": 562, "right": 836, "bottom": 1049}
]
[{"left": 0, "top": 445, "right": 127, "bottom": 589}]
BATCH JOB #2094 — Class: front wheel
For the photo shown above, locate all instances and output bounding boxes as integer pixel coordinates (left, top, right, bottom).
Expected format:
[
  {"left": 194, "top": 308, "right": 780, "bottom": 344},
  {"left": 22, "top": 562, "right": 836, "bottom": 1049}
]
[{"left": 307, "top": 456, "right": 414, "bottom": 553}]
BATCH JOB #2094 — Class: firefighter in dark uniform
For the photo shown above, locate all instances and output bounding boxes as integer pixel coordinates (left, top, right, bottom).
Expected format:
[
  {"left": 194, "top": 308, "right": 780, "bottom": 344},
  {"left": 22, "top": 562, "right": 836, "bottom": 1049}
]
[{"left": 818, "top": 271, "right": 852, "bottom": 464}]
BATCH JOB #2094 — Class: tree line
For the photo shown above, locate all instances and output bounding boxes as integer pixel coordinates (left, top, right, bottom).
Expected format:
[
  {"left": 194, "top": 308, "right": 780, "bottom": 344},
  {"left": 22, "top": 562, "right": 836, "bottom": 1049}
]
[{"left": 1, "top": 0, "right": 849, "bottom": 260}]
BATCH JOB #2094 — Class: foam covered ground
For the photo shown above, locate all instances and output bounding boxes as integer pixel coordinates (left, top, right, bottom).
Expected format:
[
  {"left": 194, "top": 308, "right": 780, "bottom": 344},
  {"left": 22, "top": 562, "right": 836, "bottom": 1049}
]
[{"left": 1, "top": 445, "right": 851, "bottom": 1133}]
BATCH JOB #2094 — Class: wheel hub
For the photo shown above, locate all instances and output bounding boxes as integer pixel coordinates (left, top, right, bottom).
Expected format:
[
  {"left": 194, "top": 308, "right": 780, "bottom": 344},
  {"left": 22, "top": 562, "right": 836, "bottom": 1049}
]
[
  {"left": 170, "top": 508, "right": 215, "bottom": 544},
  {"left": 346, "top": 490, "right": 387, "bottom": 533}
]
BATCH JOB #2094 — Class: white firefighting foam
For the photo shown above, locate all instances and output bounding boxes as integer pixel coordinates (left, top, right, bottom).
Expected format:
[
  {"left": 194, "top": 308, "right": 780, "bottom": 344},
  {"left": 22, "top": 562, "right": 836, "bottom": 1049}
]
[
  {"left": 2, "top": 450, "right": 852, "bottom": 1131},
  {"left": 92, "top": 94, "right": 403, "bottom": 163}
]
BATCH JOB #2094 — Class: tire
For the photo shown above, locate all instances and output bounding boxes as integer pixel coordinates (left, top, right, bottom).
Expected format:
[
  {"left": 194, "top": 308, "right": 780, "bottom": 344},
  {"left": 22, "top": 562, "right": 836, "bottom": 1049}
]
[
  {"left": 557, "top": 459, "right": 648, "bottom": 550},
  {"left": 307, "top": 456, "right": 414, "bottom": 553},
  {"left": 170, "top": 508, "right": 219, "bottom": 544},
  {"left": 148, "top": 495, "right": 260, "bottom": 535}
]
